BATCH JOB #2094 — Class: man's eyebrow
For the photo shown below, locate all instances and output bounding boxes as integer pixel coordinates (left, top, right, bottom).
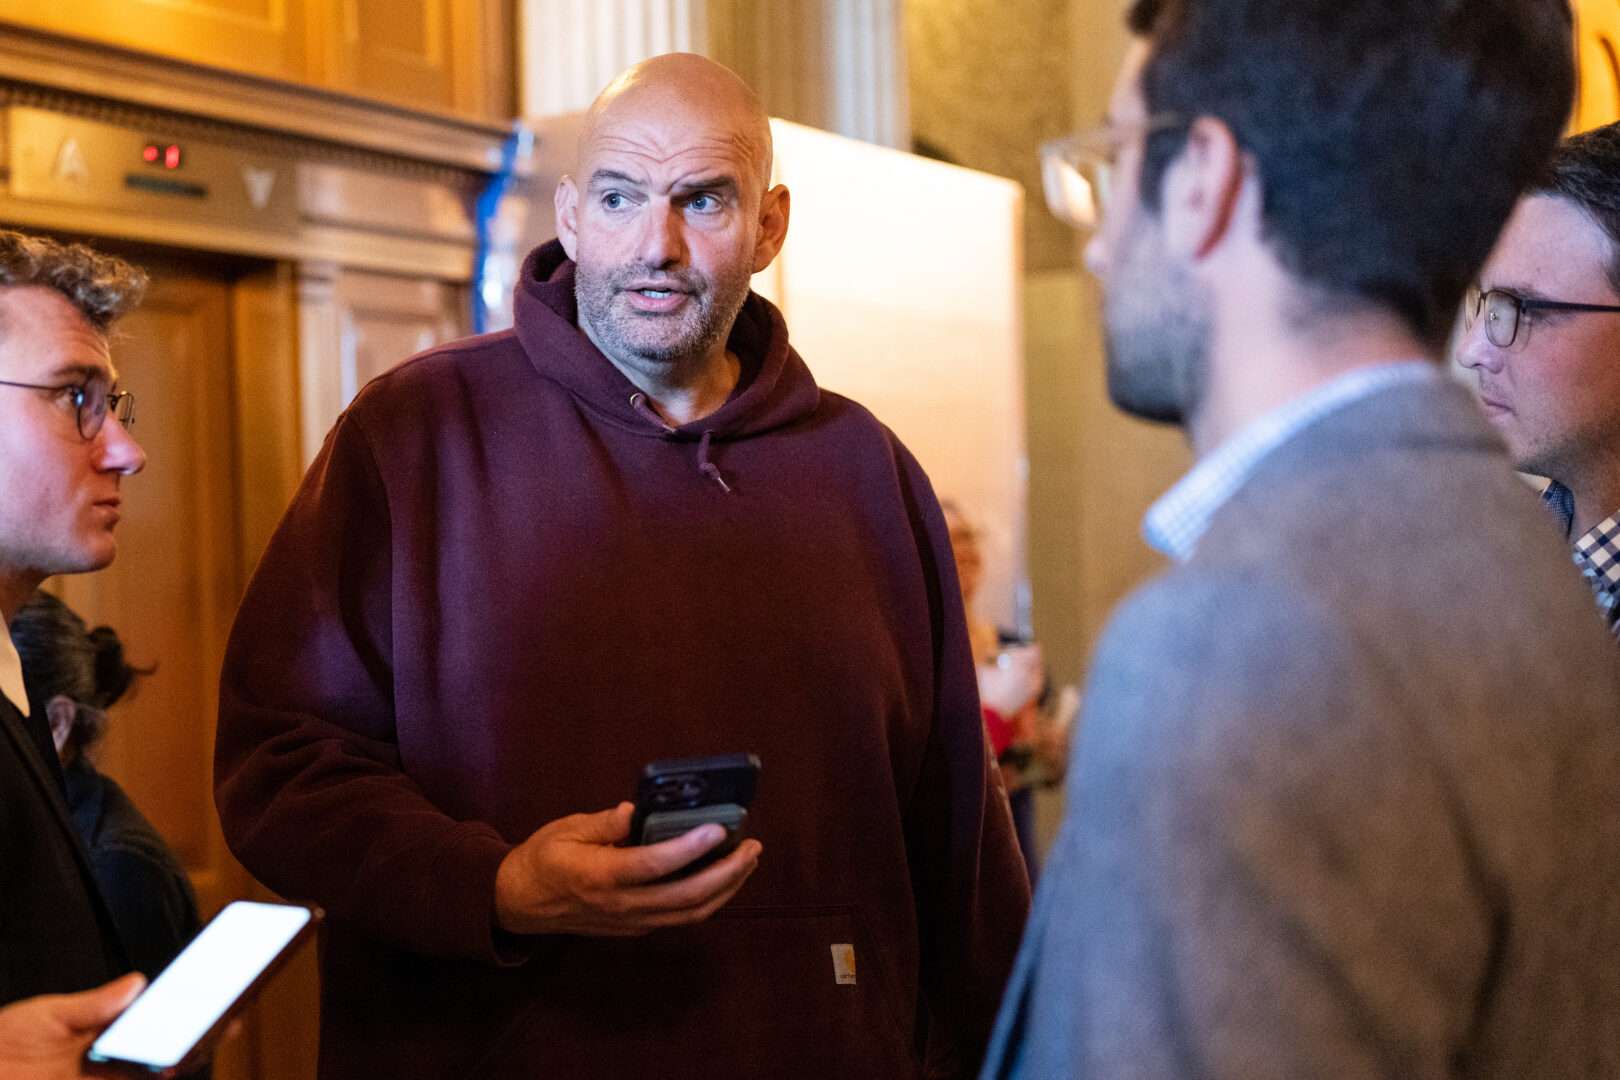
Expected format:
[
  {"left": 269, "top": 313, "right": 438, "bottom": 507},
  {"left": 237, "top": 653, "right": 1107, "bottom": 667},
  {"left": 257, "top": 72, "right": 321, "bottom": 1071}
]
[
  {"left": 1487, "top": 281, "right": 1559, "bottom": 304},
  {"left": 42, "top": 362, "right": 110, "bottom": 384},
  {"left": 673, "top": 176, "right": 740, "bottom": 196},
  {"left": 587, "top": 169, "right": 646, "bottom": 189}
]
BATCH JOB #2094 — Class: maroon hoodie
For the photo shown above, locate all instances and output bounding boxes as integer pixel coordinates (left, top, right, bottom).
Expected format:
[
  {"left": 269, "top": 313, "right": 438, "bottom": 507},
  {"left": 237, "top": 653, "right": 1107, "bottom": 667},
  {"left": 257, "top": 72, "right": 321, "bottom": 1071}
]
[{"left": 215, "top": 241, "right": 1030, "bottom": 1078}]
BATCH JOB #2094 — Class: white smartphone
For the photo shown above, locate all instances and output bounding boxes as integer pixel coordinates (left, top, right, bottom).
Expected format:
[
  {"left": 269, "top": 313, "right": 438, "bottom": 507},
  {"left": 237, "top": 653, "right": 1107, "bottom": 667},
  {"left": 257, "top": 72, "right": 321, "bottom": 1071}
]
[{"left": 87, "top": 900, "right": 321, "bottom": 1076}]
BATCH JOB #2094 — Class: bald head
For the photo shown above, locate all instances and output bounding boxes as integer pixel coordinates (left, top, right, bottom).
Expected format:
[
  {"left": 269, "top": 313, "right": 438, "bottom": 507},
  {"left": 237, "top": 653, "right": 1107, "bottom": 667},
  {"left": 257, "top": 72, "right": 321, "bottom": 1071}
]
[{"left": 580, "top": 53, "right": 773, "bottom": 192}]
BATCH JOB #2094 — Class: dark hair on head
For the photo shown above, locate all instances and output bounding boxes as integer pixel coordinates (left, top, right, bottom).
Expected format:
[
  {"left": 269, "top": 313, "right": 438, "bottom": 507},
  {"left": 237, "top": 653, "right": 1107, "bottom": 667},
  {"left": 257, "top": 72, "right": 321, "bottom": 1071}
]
[
  {"left": 11, "top": 591, "right": 139, "bottom": 752},
  {"left": 1124, "top": 0, "right": 1576, "bottom": 347},
  {"left": 1531, "top": 122, "right": 1620, "bottom": 296},
  {"left": 0, "top": 231, "right": 146, "bottom": 331}
]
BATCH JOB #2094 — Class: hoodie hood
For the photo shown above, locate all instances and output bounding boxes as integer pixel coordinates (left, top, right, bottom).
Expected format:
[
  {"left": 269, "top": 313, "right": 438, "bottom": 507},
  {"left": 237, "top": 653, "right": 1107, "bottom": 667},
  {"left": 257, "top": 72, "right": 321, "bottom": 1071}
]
[{"left": 513, "top": 240, "right": 821, "bottom": 443}]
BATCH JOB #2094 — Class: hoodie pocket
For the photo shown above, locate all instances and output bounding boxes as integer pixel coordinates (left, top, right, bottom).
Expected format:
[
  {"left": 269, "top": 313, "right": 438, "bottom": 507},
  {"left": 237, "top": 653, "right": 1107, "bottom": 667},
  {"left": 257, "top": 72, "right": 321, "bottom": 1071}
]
[{"left": 469, "top": 903, "right": 918, "bottom": 1079}]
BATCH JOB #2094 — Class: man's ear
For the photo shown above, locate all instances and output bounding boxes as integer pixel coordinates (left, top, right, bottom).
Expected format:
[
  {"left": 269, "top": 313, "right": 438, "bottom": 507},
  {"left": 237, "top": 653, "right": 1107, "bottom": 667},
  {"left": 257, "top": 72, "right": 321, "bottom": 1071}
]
[
  {"left": 751, "top": 185, "right": 791, "bottom": 273},
  {"left": 1160, "top": 116, "right": 1246, "bottom": 262},
  {"left": 46, "top": 695, "right": 75, "bottom": 759},
  {"left": 555, "top": 176, "right": 581, "bottom": 261}
]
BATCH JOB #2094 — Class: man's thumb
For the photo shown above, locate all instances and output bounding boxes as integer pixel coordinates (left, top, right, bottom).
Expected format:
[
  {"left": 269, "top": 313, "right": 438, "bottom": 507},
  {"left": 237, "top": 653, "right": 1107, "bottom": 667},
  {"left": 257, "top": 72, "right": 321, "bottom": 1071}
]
[{"left": 58, "top": 973, "right": 145, "bottom": 1033}]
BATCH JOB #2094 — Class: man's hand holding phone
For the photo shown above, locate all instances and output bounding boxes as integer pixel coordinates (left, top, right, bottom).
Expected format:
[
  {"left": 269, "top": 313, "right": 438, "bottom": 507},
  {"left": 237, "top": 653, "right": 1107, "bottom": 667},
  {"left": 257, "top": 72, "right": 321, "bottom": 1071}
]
[
  {"left": 494, "top": 801, "right": 762, "bottom": 937},
  {"left": 0, "top": 974, "right": 144, "bottom": 1080}
]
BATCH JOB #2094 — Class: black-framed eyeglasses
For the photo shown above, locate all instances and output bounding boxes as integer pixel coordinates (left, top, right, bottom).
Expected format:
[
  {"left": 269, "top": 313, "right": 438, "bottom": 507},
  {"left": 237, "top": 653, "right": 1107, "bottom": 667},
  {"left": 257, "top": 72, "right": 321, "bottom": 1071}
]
[
  {"left": 0, "top": 378, "right": 135, "bottom": 439},
  {"left": 1464, "top": 285, "right": 1620, "bottom": 349}
]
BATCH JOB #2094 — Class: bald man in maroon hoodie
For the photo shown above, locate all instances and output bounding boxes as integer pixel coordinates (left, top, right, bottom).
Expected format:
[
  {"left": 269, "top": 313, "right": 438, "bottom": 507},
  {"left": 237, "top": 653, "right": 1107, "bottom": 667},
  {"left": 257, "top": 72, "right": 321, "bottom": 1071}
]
[{"left": 215, "top": 53, "right": 1030, "bottom": 1079}]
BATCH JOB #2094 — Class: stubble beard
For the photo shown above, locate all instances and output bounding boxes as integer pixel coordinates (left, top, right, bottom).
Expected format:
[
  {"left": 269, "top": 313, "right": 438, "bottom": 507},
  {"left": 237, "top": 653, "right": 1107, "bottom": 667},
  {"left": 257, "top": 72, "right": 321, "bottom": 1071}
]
[
  {"left": 1101, "top": 214, "right": 1212, "bottom": 427},
  {"left": 575, "top": 259, "right": 753, "bottom": 380}
]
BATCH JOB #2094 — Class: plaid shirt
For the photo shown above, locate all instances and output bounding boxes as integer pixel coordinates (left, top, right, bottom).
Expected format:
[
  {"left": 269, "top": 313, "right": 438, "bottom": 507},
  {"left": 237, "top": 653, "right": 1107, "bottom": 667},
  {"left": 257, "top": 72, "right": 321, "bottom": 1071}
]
[
  {"left": 1144, "top": 362, "right": 1438, "bottom": 562},
  {"left": 1542, "top": 480, "right": 1620, "bottom": 635}
]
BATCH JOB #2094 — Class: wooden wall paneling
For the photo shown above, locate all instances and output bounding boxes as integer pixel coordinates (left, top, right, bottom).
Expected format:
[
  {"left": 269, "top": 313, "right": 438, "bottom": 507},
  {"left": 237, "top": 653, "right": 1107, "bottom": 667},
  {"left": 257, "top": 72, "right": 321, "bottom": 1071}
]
[
  {"left": 298, "top": 262, "right": 467, "bottom": 465},
  {"left": 0, "top": 0, "right": 311, "bottom": 85},
  {"left": 334, "top": 267, "right": 465, "bottom": 393},
  {"left": 231, "top": 264, "right": 304, "bottom": 586},
  {"left": 455, "top": 0, "right": 515, "bottom": 120},
  {"left": 296, "top": 260, "right": 344, "bottom": 467},
  {"left": 323, "top": 0, "right": 458, "bottom": 113}
]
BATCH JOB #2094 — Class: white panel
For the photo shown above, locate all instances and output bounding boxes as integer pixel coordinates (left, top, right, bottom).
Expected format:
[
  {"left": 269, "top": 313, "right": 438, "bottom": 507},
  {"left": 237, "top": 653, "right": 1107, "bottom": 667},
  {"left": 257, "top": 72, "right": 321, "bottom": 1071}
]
[{"left": 767, "top": 118, "right": 1028, "bottom": 624}]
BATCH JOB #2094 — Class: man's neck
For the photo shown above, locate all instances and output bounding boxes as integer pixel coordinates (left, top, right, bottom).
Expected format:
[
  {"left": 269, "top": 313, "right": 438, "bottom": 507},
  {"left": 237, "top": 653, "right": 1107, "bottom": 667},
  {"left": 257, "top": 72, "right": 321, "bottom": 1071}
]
[
  {"left": 1188, "top": 310, "right": 1431, "bottom": 457},
  {"left": 627, "top": 348, "right": 743, "bottom": 427},
  {"left": 0, "top": 571, "right": 39, "bottom": 626}
]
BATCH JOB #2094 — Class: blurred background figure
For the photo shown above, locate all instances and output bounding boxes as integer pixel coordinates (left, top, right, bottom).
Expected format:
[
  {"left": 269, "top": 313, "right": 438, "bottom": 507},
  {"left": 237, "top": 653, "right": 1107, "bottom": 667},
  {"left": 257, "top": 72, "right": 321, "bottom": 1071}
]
[
  {"left": 943, "top": 500, "right": 1074, "bottom": 881},
  {"left": 12, "top": 591, "right": 199, "bottom": 981}
]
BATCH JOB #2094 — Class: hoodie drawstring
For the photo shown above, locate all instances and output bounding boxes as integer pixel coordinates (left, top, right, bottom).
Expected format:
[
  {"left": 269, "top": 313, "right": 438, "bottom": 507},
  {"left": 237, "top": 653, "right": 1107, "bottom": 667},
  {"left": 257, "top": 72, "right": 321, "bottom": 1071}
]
[
  {"left": 629, "top": 392, "right": 676, "bottom": 434},
  {"left": 697, "top": 429, "right": 732, "bottom": 494},
  {"left": 630, "top": 393, "right": 733, "bottom": 494}
]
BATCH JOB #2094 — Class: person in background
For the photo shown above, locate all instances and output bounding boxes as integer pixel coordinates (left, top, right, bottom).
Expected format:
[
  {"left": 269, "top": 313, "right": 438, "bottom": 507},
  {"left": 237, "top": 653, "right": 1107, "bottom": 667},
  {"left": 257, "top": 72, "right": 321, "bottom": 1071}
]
[
  {"left": 982, "top": 0, "right": 1620, "bottom": 1076},
  {"left": 941, "top": 500, "right": 1070, "bottom": 880},
  {"left": 1457, "top": 121, "right": 1620, "bottom": 636},
  {"left": 13, "top": 590, "right": 200, "bottom": 981}
]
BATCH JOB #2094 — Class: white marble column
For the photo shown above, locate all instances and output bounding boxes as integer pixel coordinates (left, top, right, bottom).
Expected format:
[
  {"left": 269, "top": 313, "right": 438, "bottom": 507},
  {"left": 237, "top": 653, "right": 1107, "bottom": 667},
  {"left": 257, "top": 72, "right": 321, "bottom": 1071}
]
[
  {"left": 519, "top": 0, "right": 709, "bottom": 117},
  {"left": 518, "top": 0, "right": 908, "bottom": 149},
  {"left": 717, "top": 0, "right": 908, "bottom": 148}
]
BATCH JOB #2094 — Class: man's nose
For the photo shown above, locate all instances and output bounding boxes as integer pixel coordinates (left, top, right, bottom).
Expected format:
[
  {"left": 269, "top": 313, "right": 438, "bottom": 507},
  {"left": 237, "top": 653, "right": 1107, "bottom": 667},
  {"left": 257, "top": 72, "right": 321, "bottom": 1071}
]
[
  {"left": 96, "top": 416, "right": 146, "bottom": 476},
  {"left": 637, "top": 203, "right": 687, "bottom": 269},
  {"left": 1454, "top": 314, "right": 1503, "bottom": 374}
]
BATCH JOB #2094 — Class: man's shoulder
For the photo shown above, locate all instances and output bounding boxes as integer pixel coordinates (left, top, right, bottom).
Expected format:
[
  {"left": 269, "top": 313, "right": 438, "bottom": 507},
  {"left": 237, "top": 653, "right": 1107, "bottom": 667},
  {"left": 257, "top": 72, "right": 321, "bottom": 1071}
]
[{"left": 348, "top": 329, "right": 527, "bottom": 410}]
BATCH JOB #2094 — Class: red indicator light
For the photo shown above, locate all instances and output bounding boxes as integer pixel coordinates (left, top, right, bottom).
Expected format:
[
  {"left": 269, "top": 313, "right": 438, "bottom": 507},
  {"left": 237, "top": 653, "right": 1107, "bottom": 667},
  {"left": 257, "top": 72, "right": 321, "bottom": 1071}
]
[
  {"left": 164, "top": 145, "right": 182, "bottom": 170},
  {"left": 142, "top": 144, "right": 159, "bottom": 163}
]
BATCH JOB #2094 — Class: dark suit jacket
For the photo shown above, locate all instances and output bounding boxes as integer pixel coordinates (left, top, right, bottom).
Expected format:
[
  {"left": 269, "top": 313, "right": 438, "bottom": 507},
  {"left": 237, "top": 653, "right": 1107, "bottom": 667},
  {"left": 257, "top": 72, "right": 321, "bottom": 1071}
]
[
  {"left": 0, "top": 694, "right": 127, "bottom": 1002},
  {"left": 983, "top": 377, "right": 1620, "bottom": 1079}
]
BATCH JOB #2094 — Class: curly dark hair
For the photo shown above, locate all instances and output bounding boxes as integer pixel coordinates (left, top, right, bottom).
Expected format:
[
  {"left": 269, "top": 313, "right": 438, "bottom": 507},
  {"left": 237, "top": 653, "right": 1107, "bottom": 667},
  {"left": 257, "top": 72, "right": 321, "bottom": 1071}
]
[
  {"left": 11, "top": 591, "right": 140, "bottom": 754},
  {"left": 1124, "top": 0, "right": 1575, "bottom": 348},
  {"left": 0, "top": 230, "right": 146, "bottom": 331}
]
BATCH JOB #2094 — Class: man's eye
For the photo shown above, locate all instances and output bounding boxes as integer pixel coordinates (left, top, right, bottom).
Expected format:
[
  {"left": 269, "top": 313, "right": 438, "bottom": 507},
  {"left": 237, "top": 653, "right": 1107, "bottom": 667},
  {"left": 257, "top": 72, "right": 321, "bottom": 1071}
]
[
  {"left": 687, "top": 194, "right": 720, "bottom": 213},
  {"left": 601, "top": 192, "right": 627, "bottom": 210},
  {"left": 59, "top": 386, "right": 84, "bottom": 408}
]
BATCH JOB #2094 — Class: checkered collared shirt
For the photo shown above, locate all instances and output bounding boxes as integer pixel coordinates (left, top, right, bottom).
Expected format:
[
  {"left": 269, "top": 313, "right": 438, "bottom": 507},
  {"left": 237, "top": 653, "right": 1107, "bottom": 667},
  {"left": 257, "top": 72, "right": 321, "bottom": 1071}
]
[
  {"left": 1542, "top": 480, "right": 1620, "bottom": 635},
  {"left": 1144, "top": 361, "right": 1439, "bottom": 562}
]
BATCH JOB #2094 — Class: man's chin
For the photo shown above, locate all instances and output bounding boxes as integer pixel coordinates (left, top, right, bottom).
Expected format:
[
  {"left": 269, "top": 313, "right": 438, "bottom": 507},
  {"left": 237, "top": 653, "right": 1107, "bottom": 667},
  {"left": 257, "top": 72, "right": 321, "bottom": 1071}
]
[
  {"left": 61, "top": 537, "right": 118, "bottom": 575},
  {"left": 1106, "top": 367, "right": 1186, "bottom": 426}
]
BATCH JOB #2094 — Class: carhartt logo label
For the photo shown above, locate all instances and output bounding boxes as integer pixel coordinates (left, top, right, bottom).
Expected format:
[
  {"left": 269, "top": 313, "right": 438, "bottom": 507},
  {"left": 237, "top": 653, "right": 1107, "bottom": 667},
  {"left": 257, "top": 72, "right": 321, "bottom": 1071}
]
[
  {"left": 242, "top": 167, "right": 277, "bottom": 210},
  {"left": 830, "top": 943, "right": 856, "bottom": 986},
  {"left": 54, "top": 138, "right": 89, "bottom": 184}
]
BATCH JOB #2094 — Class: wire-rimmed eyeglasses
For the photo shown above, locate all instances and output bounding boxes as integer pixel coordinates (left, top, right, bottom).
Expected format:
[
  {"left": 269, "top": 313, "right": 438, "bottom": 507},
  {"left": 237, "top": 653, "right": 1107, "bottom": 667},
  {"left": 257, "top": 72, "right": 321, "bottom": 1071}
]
[
  {"left": 1464, "top": 285, "right": 1620, "bottom": 349},
  {"left": 0, "top": 377, "right": 135, "bottom": 439},
  {"left": 1038, "top": 114, "right": 1188, "bottom": 231}
]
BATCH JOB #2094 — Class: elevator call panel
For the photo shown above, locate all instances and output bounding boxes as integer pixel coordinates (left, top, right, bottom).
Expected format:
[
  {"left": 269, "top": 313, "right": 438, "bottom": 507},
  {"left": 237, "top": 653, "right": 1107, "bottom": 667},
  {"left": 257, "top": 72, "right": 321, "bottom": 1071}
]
[{"left": 6, "top": 105, "right": 299, "bottom": 231}]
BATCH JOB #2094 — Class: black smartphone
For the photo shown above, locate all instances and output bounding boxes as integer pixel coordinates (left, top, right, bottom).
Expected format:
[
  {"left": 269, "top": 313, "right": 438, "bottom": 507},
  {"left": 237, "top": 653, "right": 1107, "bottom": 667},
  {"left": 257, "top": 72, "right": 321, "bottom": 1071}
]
[
  {"left": 86, "top": 900, "right": 322, "bottom": 1077},
  {"left": 629, "top": 753, "right": 761, "bottom": 876}
]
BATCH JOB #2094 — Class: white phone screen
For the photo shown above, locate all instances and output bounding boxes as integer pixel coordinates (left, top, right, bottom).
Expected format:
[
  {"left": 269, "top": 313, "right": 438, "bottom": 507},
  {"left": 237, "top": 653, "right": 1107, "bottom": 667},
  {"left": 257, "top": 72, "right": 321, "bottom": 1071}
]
[{"left": 89, "top": 900, "right": 313, "bottom": 1070}]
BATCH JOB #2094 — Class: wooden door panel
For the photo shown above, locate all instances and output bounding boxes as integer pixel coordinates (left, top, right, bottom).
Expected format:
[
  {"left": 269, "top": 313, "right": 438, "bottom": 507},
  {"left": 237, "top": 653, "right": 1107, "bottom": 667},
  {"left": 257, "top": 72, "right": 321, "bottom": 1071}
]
[
  {"left": 326, "top": 0, "right": 454, "bottom": 111},
  {"left": 0, "top": 0, "right": 310, "bottom": 84}
]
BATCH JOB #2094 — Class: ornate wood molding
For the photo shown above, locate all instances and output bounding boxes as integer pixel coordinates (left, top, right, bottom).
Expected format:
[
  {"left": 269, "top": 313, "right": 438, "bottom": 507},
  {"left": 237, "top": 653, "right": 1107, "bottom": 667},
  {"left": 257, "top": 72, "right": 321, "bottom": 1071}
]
[{"left": 0, "top": 22, "right": 514, "bottom": 174}]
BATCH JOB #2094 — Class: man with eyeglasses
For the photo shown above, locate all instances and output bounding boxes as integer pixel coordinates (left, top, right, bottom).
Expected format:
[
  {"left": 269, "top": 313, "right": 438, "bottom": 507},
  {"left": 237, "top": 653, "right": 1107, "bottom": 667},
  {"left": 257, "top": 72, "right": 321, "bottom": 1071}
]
[
  {"left": 983, "top": 1, "right": 1620, "bottom": 1077},
  {"left": 1458, "top": 122, "right": 1620, "bottom": 638},
  {"left": 0, "top": 229, "right": 151, "bottom": 1075}
]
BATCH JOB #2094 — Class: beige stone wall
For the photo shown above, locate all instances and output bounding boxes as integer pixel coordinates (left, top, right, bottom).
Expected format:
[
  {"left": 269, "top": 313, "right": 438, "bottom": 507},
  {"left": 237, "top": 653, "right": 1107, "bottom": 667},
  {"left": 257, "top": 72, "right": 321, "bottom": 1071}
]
[{"left": 904, "top": 0, "right": 1076, "bottom": 273}]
